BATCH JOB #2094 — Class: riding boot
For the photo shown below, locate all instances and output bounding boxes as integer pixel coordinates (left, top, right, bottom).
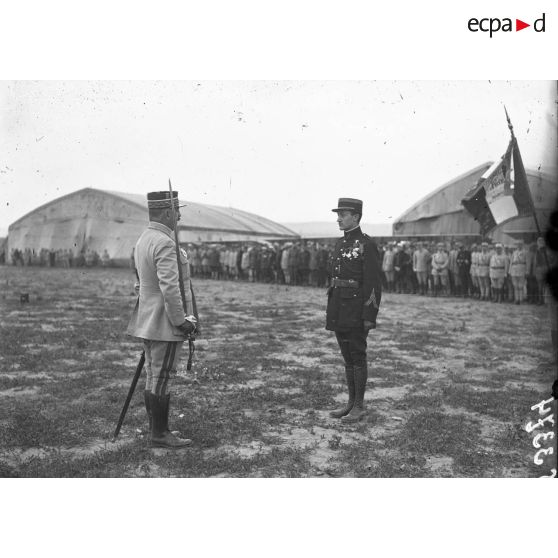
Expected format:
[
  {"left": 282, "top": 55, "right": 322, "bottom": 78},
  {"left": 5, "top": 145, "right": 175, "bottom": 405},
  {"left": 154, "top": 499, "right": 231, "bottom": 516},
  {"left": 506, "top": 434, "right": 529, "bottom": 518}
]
[
  {"left": 163, "top": 393, "right": 182, "bottom": 435},
  {"left": 330, "top": 365, "right": 355, "bottom": 418},
  {"left": 150, "top": 393, "right": 192, "bottom": 448},
  {"left": 342, "top": 364, "right": 367, "bottom": 423}
]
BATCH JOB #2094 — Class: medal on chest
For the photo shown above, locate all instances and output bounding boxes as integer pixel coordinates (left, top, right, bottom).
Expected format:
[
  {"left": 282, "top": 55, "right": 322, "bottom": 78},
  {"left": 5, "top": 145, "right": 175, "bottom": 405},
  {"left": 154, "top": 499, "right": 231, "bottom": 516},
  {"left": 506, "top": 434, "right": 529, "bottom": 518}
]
[{"left": 341, "top": 239, "right": 362, "bottom": 260}]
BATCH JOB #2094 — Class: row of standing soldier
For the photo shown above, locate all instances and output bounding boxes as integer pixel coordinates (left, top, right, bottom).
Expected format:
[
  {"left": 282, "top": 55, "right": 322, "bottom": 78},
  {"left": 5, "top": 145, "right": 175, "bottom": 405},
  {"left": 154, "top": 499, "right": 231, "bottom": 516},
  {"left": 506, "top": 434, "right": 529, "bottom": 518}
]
[
  {"left": 183, "top": 238, "right": 551, "bottom": 305},
  {"left": 380, "top": 238, "right": 551, "bottom": 304},
  {"left": 9, "top": 247, "right": 111, "bottom": 268},
  {"left": 186, "top": 242, "right": 331, "bottom": 286}
]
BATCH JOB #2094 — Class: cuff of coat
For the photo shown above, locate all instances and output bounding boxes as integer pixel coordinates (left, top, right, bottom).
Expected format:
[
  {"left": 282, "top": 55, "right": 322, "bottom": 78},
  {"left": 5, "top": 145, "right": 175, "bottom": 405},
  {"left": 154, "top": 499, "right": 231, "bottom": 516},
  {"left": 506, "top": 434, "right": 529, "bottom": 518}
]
[{"left": 362, "top": 306, "right": 379, "bottom": 322}]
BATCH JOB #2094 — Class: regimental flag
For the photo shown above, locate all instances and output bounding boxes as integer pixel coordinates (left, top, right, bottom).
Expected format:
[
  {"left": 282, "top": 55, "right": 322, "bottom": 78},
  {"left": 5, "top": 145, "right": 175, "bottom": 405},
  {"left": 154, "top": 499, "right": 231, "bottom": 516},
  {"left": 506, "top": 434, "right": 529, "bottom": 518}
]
[{"left": 462, "top": 137, "right": 535, "bottom": 234}]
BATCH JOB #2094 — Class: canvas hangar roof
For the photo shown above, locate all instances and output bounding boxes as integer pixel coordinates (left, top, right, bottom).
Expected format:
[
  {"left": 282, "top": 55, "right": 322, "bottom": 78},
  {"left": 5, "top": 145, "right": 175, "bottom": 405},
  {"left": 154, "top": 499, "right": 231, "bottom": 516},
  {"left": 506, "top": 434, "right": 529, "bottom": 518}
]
[
  {"left": 392, "top": 163, "right": 556, "bottom": 242},
  {"left": 7, "top": 188, "right": 298, "bottom": 263}
]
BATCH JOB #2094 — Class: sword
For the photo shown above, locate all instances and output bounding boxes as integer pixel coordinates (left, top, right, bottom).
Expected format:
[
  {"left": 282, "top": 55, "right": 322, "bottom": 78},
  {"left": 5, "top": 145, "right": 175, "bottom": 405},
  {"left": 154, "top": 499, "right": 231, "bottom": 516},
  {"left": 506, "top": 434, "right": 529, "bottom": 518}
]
[
  {"left": 112, "top": 350, "right": 145, "bottom": 441},
  {"left": 168, "top": 179, "right": 196, "bottom": 369}
]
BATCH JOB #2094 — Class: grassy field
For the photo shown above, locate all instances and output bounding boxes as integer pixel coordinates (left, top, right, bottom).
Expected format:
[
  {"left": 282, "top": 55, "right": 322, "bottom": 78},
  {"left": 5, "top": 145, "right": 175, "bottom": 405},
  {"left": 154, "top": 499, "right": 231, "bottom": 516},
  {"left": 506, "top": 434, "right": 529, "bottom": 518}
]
[{"left": 0, "top": 265, "right": 555, "bottom": 477}]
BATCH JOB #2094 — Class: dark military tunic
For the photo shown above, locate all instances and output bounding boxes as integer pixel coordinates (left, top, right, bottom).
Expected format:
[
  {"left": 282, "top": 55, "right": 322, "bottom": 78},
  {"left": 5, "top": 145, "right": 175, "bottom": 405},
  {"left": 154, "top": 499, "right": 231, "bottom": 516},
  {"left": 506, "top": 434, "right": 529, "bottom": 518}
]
[{"left": 326, "top": 226, "right": 382, "bottom": 331}]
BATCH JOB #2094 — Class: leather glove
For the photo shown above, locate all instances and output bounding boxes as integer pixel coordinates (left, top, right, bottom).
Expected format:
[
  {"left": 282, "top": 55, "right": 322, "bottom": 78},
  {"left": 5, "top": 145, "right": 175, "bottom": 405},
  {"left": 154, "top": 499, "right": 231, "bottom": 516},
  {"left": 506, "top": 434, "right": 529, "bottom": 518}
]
[
  {"left": 364, "top": 320, "right": 376, "bottom": 332},
  {"left": 178, "top": 316, "right": 197, "bottom": 336}
]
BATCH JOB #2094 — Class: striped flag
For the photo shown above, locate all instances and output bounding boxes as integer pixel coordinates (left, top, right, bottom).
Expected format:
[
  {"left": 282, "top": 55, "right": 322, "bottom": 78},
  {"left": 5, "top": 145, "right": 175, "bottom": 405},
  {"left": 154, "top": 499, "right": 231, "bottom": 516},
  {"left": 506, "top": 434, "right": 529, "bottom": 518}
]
[{"left": 462, "top": 137, "right": 535, "bottom": 234}]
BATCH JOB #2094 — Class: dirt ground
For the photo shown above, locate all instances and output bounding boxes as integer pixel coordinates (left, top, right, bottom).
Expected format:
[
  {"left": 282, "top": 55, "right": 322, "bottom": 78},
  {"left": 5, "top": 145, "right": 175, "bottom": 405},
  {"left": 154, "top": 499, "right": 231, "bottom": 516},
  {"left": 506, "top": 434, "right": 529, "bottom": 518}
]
[{"left": 0, "top": 266, "right": 555, "bottom": 477}]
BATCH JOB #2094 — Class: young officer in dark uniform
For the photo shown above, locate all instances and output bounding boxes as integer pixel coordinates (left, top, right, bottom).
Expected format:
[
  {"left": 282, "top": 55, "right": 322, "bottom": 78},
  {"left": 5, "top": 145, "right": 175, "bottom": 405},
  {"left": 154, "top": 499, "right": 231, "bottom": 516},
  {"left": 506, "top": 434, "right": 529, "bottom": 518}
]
[{"left": 326, "top": 198, "right": 382, "bottom": 423}]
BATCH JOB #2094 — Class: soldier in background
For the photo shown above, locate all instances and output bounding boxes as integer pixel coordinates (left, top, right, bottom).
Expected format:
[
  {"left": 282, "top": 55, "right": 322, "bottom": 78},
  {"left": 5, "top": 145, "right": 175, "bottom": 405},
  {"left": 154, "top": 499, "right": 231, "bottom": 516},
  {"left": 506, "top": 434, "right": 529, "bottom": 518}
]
[
  {"left": 413, "top": 241, "right": 430, "bottom": 296},
  {"left": 456, "top": 242, "right": 471, "bottom": 297},
  {"left": 288, "top": 243, "right": 299, "bottom": 286},
  {"left": 489, "top": 243, "right": 508, "bottom": 303},
  {"left": 502, "top": 245, "right": 514, "bottom": 302},
  {"left": 525, "top": 242, "right": 536, "bottom": 303},
  {"left": 471, "top": 243, "right": 482, "bottom": 299},
  {"left": 280, "top": 243, "right": 291, "bottom": 285},
  {"left": 477, "top": 242, "right": 492, "bottom": 301},
  {"left": 248, "top": 245, "right": 259, "bottom": 282},
  {"left": 190, "top": 246, "right": 201, "bottom": 278},
  {"left": 407, "top": 242, "right": 418, "bottom": 294},
  {"left": 316, "top": 243, "right": 329, "bottom": 288},
  {"left": 326, "top": 198, "right": 382, "bottom": 423},
  {"left": 308, "top": 242, "right": 318, "bottom": 287},
  {"left": 297, "top": 242, "right": 310, "bottom": 286},
  {"left": 448, "top": 242, "right": 459, "bottom": 296},
  {"left": 510, "top": 239, "right": 527, "bottom": 305},
  {"left": 394, "top": 243, "right": 411, "bottom": 293},
  {"left": 231, "top": 245, "right": 241, "bottom": 281},
  {"left": 101, "top": 249, "right": 110, "bottom": 267},
  {"left": 534, "top": 237, "right": 551, "bottom": 305},
  {"left": 382, "top": 242, "right": 396, "bottom": 293},
  {"left": 431, "top": 242, "right": 449, "bottom": 297}
]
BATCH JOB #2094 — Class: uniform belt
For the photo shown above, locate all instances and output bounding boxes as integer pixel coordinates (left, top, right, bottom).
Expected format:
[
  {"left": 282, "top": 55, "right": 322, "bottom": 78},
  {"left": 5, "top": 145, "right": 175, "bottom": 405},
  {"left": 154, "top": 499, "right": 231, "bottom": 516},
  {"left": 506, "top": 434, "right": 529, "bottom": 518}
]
[{"left": 331, "top": 278, "right": 360, "bottom": 288}]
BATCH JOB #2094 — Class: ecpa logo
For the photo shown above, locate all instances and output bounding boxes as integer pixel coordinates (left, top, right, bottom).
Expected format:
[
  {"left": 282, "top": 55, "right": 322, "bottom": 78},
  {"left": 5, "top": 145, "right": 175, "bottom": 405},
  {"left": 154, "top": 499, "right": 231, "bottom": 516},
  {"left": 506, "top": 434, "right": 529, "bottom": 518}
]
[{"left": 468, "top": 13, "right": 546, "bottom": 37}]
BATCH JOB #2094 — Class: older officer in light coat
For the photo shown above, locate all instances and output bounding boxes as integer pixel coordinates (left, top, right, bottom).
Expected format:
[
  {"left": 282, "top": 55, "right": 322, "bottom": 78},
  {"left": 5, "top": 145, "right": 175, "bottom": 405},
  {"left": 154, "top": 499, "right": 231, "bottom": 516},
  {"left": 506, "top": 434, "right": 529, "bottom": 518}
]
[{"left": 127, "top": 190, "right": 198, "bottom": 449}]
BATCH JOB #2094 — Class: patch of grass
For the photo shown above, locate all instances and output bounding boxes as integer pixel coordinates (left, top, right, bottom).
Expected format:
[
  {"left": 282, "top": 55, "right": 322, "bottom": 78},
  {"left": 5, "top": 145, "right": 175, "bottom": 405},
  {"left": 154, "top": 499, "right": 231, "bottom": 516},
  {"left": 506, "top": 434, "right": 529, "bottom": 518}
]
[
  {"left": 0, "top": 267, "right": 550, "bottom": 477},
  {"left": 0, "top": 405, "right": 71, "bottom": 448},
  {"left": 382, "top": 409, "right": 512, "bottom": 476},
  {"left": 8, "top": 440, "right": 313, "bottom": 478},
  {"left": 335, "top": 438, "right": 433, "bottom": 477},
  {"left": 0, "top": 376, "right": 41, "bottom": 390},
  {"left": 395, "top": 392, "right": 444, "bottom": 411},
  {"left": 441, "top": 384, "right": 540, "bottom": 422}
]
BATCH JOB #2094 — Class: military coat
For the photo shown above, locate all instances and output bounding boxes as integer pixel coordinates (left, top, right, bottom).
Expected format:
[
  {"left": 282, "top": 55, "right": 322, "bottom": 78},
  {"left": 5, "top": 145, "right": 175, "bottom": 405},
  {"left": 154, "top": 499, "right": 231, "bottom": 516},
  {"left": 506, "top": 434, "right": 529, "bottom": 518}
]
[
  {"left": 127, "top": 221, "right": 196, "bottom": 342},
  {"left": 326, "top": 227, "right": 382, "bottom": 331}
]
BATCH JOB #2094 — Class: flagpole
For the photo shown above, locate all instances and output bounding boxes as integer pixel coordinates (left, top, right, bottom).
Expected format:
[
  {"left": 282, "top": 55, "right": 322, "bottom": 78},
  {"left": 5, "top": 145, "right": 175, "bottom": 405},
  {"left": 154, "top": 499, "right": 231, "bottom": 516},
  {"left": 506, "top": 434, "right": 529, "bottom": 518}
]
[{"left": 504, "top": 106, "right": 545, "bottom": 238}]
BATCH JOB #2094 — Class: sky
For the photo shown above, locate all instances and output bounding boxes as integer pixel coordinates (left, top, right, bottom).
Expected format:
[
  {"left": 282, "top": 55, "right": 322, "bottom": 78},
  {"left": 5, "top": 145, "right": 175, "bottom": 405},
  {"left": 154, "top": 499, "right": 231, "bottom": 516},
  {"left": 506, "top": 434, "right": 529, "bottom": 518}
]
[{"left": 1, "top": 80, "right": 556, "bottom": 236}]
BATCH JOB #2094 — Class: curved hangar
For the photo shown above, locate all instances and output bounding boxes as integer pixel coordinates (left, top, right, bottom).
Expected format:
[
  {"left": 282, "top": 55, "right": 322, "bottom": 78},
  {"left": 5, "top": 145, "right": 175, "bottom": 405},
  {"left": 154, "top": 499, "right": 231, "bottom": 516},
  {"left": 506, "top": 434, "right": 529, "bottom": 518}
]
[
  {"left": 7, "top": 188, "right": 298, "bottom": 265},
  {"left": 392, "top": 163, "right": 556, "bottom": 243}
]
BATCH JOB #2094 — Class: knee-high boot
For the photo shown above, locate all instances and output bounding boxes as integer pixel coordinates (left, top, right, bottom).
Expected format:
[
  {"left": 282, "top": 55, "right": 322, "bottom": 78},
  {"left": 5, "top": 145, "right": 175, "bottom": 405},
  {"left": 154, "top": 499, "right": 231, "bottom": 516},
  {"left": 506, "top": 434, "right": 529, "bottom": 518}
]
[
  {"left": 341, "top": 364, "right": 368, "bottom": 423},
  {"left": 145, "top": 390, "right": 177, "bottom": 435},
  {"left": 150, "top": 393, "right": 192, "bottom": 448},
  {"left": 330, "top": 365, "right": 355, "bottom": 418}
]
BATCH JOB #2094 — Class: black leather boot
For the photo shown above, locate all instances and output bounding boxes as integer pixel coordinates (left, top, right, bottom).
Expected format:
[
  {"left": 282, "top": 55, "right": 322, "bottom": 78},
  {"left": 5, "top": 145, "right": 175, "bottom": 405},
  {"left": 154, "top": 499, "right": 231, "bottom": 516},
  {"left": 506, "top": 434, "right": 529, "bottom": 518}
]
[
  {"left": 150, "top": 393, "right": 192, "bottom": 448},
  {"left": 145, "top": 390, "right": 174, "bottom": 434},
  {"left": 341, "top": 364, "right": 368, "bottom": 423},
  {"left": 330, "top": 365, "right": 355, "bottom": 418},
  {"left": 163, "top": 393, "right": 181, "bottom": 435}
]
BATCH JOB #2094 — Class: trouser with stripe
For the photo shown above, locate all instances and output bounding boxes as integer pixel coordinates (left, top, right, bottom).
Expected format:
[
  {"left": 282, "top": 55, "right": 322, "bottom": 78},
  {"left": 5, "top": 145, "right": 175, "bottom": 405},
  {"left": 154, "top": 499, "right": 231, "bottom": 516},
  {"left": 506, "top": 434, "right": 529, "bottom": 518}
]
[{"left": 143, "top": 340, "right": 183, "bottom": 396}]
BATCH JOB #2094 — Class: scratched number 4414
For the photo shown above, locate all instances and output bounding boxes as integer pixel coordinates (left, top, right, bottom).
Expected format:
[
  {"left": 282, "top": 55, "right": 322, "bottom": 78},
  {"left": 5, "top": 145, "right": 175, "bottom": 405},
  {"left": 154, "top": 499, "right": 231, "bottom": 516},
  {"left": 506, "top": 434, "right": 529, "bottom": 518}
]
[{"left": 525, "top": 397, "right": 556, "bottom": 478}]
